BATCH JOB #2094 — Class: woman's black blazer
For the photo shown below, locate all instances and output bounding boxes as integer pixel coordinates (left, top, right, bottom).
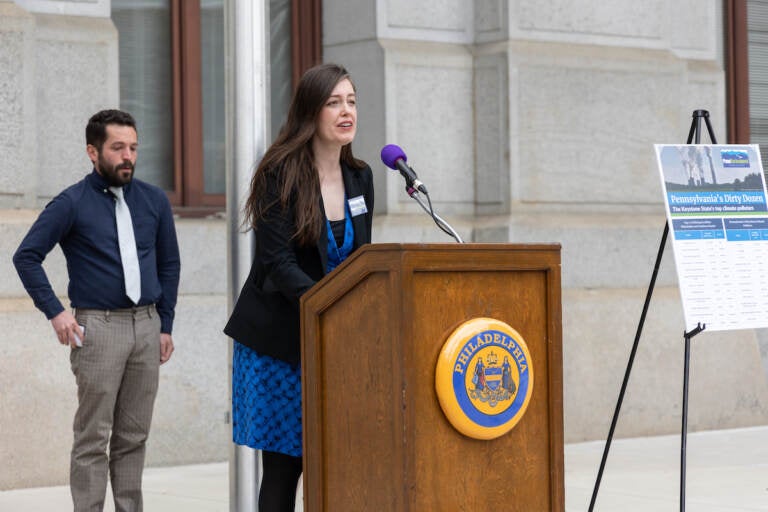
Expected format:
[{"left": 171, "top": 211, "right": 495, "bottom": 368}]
[{"left": 224, "top": 162, "right": 374, "bottom": 365}]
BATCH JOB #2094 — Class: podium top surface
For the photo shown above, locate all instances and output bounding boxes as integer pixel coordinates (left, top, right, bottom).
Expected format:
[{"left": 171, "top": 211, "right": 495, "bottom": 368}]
[
  {"left": 302, "top": 242, "right": 562, "bottom": 305},
  {"left": 355, "top": 242, "right": 561, "bottom": 252}
]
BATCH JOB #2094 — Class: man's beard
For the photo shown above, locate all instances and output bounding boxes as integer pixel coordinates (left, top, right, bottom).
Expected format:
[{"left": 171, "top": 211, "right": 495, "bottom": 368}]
[{"left": 98, "top": 154, "right": 135, "bottom": 187}]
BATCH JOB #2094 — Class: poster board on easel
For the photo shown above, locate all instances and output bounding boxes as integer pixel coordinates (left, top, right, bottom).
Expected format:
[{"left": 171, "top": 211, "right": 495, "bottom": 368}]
[{"left": 655, "top": 144, "right": 768, "bottom": 332}]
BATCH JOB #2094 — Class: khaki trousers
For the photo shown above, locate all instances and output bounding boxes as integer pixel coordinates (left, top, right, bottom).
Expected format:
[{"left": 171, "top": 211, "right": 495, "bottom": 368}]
[{"left": 70, "top": 305, "right": 161, "bottom": 512}]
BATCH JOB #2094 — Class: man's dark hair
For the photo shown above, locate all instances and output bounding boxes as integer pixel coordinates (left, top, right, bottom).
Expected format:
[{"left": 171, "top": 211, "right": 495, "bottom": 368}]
[{"left": 85, "top": 109, "right": 137, "bottom": 150}]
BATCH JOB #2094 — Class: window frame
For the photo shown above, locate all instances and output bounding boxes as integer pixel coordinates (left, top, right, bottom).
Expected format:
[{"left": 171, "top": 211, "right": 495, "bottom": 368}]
[
  {"left": 726, "top": 0, "right": 750, "bottom": 144},
  {"left": 170, "top": 0, "right": 221, "bottom": 215},
  {"left": 291, "top": 0, "right": 322, "bottom": 87}
]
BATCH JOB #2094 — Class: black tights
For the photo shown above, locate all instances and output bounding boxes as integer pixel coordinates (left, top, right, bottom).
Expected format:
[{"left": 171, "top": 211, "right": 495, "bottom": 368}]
[{"left": 259, "top": 450, "right": 303, "bottom": 512}]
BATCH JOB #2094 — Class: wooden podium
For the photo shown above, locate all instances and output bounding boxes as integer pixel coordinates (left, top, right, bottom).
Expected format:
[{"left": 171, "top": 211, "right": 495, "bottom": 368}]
[{"left": 301, "top": 243, "right": 563, "bottom": 511}]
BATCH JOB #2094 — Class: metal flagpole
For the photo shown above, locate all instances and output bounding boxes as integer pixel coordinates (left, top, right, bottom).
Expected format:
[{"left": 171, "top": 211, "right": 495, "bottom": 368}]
[{"left": 225, "top": 0, "right": 270, "bottom": 510}]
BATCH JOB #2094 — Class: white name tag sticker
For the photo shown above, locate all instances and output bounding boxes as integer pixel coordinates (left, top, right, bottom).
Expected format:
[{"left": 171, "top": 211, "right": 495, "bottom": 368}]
[{"left": 348, "top": 195, "right": 368, "bottom": 217}]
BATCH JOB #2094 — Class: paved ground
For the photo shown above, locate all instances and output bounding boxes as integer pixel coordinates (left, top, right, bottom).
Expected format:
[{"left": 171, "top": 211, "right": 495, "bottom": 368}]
[
  {"left": 566, "top": 426, "right": 768, "bottom": 511},
  {"left": 2, "top": 426, "right": 767, "bottom": 511}
]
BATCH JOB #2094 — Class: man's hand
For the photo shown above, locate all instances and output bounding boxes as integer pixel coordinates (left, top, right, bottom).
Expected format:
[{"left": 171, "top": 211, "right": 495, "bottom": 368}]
[
  {"left": 160, "top": 333, "right": 174, "bottom": 364},
  {"left": 51, "top": 311, "right": 83, "bottom": 348}
]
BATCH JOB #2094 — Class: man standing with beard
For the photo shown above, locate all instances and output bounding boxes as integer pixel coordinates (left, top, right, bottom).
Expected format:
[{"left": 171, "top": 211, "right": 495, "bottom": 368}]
[{"left": 13, "top": 109, "right": 180, "bottom": 512}]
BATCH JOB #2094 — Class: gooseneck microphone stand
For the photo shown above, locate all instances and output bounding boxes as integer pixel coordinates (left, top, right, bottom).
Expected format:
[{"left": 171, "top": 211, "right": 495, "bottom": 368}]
[
  {"left": 588, "top": 109, "right": 715, "bottom": 512},
  {"left": 403, "top": 181, "right": 464, "bottom": 243}
]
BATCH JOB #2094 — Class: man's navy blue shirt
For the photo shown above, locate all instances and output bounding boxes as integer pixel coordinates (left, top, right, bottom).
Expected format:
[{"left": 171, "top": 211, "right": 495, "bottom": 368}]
[{"left": 13, "top": 170, "right": 181, "bottom": 334}]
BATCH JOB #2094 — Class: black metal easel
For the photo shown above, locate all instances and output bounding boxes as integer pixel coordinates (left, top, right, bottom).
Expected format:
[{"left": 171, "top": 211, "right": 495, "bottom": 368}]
[{"left": 588, "top": 109, "right": 717, "bottom": 512}]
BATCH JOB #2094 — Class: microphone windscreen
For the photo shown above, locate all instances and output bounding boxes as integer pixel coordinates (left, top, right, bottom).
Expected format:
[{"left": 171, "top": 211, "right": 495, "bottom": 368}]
[{"left": 380, "top": 144, "right": 407, "bottom": 170}]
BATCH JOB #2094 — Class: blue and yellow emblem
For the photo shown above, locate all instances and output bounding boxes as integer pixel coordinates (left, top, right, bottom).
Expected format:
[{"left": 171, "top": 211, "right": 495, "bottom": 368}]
[{"left": 435, "top": 317, "right": 534, "bottom": 440}]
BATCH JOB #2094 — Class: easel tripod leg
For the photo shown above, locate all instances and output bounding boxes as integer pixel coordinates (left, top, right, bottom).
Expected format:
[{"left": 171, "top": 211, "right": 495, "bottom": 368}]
[
  {"left": 680, "top": 333, "right": 690, "bottom": 512},
  {"left": 679, "top": 322, "right": 704, "bottom": 512}
]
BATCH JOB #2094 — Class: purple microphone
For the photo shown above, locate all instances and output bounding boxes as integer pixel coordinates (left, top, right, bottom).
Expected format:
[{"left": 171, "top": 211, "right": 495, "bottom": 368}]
[
  {"left": 380, "top": 144, "right": 408, "bottom": 170},
  {"left": 380, "top": 144, "right": 428, "bottom": 194}
]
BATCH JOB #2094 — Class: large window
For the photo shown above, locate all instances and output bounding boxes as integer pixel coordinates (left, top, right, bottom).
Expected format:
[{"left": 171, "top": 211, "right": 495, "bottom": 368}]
[
  {"left": 726, "top": 0, "right": 768, "bottom": 174},
  {"left": 112, "top": 0, "right": 321, "bottom": 214},
  {"left": 112, "top": 0, "right": 223, "bottom": 213}
]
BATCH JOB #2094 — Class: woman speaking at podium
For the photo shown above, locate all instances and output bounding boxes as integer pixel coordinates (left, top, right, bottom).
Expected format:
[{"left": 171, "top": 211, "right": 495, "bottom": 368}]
[{"left": 224, "top": 63, "right": 375, "bottom": 511}]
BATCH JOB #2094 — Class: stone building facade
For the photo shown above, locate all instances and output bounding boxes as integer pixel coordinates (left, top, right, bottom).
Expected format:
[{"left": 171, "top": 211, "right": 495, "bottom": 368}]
[{"left": 2, "top": 0, "right": 766, "bottom": 490}]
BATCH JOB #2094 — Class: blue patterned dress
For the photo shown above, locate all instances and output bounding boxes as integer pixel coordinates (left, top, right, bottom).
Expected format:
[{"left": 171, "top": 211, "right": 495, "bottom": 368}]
[{"left": 232, "top": 204, "right": 354, "bottom": 457}]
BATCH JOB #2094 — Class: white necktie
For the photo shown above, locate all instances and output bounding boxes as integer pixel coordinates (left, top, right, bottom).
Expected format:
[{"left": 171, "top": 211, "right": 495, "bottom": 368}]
[{"left": 110, "top": 186, "right": 141, "bottom": 304}]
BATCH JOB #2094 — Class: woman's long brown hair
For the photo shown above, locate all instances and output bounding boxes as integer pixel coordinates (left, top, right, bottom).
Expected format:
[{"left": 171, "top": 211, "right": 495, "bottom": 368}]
[{"left": 244, "top": 63, "right": 365, "bottom": 246}]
